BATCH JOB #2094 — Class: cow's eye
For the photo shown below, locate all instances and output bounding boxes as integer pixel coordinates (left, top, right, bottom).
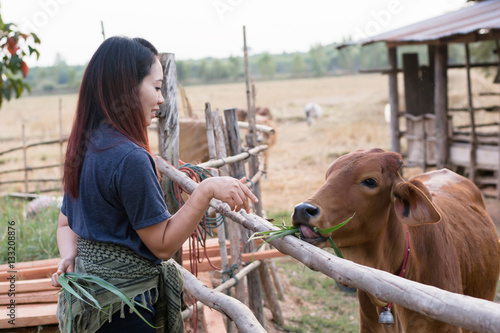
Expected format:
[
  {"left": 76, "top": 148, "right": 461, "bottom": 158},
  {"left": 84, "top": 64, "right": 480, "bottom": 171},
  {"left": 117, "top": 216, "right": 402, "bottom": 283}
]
[{"left": 361, "top": 178, "right": 377, "bottom": 188}]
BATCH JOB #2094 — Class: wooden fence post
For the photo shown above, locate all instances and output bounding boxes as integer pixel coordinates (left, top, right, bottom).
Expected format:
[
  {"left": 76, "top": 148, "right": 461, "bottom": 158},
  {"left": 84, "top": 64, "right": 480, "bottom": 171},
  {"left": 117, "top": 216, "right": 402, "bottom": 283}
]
[
  {"left": 22, "top": 124, "right": 28, "bottom": 193},
  {"left": 496, "top": 39, "right": 500, "bottom": 199},
  {"left": 388, "top": 47, "right": 400, "bottom": 153},
  {"left": 434, "top": 44, "right": 448, "bottom": 169},
  {"left": 157, "top": 53, "right": 181, "bottom": 263},
  {"left": 223, "top": 107, "right": 248, "bottom": 305},
  {"left": 465, "top": 43, "right": 477, "bottom": 183},
  {"left": 59, "top": 98, "right": 64, "bottom": 193}
]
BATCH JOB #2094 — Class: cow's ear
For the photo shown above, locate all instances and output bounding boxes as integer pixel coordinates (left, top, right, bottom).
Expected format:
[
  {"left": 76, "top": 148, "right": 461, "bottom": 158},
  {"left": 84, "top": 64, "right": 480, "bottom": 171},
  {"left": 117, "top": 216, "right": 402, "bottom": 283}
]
[{"left": 393, "top": 180, "right": 441, "bottom": 226}]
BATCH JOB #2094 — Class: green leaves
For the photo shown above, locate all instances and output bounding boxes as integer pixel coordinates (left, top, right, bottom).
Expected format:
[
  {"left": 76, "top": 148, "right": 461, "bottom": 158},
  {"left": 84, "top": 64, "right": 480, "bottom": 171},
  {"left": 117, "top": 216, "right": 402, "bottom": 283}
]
[
  {"left": 248, "top": 214, "right": 355, "bottom": 259},
  {"left": 57, "top": 272, "right": 158, "bottom": 331},
  {"left": 0, "top": 11, "right": 41, "bottom": 109}
]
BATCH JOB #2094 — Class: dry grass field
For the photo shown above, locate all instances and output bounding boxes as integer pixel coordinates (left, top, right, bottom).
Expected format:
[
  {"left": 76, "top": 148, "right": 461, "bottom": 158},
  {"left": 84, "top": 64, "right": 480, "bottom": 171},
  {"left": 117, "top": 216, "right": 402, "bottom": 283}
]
[
  {"left": 1, "top": 70, "right": 499, "bottom": 331},
  {"left": 1, "top": 69, "right": 499, "bottom": 219}
]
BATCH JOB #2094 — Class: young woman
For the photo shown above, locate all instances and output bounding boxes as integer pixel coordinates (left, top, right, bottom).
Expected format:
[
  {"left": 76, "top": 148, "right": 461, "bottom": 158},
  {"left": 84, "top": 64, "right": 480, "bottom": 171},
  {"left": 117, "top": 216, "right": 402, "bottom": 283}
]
[{"left": 51, "top": 36, "right": 257, "bottom": 333}]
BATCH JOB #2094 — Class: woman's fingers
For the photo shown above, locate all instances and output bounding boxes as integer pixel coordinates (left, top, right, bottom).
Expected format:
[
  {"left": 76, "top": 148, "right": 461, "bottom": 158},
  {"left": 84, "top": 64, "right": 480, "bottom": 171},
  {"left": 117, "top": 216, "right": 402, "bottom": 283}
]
[{"left": 51, "top": 258, "right": 75, "bottom": 287}]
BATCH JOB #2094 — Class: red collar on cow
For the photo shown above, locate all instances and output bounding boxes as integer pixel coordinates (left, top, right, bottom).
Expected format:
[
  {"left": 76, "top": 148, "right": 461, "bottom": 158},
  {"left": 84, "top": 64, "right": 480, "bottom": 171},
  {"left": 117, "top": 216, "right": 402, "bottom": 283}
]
[{"left": 379, "top": 225, "right": 411, "bottom": 326}]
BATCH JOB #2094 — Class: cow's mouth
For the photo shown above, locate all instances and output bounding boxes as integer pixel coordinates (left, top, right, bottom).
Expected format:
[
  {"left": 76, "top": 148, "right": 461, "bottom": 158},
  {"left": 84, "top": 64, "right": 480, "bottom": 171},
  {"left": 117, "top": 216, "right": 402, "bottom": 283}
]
[{"left": 298, "top": 225, "right": 328, "bottom": 244}]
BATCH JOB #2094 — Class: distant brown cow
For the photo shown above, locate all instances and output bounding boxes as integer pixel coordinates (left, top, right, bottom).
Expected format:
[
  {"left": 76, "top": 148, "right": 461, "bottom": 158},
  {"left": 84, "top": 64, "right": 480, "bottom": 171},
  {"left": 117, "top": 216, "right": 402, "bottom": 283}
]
[
  {"left": 178, "top": 118, "right": 211, "bottom": 164},
  {"left": 178, "top": 108, "right": 276, "bottom": 168},
  {"left": 237, "top": 107, "right": 277, "bottom": 170},
  {"left": 292, "top": 148, "right": 500, "bottom": 332}
]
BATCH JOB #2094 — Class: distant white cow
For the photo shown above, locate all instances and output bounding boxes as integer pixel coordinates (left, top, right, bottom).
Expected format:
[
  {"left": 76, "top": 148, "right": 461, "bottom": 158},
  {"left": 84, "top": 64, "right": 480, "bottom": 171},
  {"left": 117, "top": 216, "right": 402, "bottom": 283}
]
[
  {"left": 304, "top": 103, "right": 323, "bottom": 125},
  {"left": 26, "top": 195, "right": 63, "bottom": 218}
]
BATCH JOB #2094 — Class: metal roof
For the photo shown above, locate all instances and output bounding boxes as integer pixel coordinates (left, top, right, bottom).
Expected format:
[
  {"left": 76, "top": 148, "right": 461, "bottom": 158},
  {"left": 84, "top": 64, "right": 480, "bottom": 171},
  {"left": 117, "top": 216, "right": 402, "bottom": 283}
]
[{"left": 341, "top": 0, "right": 500, "bottom": 47}]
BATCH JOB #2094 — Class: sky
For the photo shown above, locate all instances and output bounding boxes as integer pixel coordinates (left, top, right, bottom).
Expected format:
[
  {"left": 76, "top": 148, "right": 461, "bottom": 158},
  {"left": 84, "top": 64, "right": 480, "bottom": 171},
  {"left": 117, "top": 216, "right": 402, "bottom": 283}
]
[{"left": 2, "top": 0, "right": 469, "bottom": 67}]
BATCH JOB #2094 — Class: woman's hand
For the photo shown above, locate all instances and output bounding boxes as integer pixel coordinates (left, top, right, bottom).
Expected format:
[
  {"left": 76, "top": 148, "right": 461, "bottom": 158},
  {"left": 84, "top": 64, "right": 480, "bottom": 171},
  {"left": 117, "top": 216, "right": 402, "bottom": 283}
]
[
  {"left": 199, "top": 176, "right": 258, "bottom": 213},
  {"left": 136, "top": 176, "right": 258, "bottom": 260},
  {"left": 51, "top": 257, "right": 75, "bottom": 287}
]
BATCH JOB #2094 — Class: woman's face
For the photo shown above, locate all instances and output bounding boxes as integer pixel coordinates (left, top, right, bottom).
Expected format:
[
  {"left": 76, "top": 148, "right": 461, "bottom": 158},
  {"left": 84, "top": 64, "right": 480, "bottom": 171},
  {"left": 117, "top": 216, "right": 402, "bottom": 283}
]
[{"left": 139, "top": 58, "right": 164, "bottom": 126}]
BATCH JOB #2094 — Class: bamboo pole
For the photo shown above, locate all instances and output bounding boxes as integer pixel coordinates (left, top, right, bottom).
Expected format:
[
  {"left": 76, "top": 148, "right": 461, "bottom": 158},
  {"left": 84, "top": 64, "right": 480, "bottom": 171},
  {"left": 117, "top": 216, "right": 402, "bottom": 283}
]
[
  {"left": 177, "top": 259, "right": 266, "bottom": 333},
  {"left": 243, "top": 26, "right": 257, "bottom": 146},
  {"left": 248, "top": 82, "right": 263, "bottom": 216},
  {"left": 156, "top": 159, "right": 500, "bottom": 333},
  {"left": 197, "top": 145, "right": 268, "bottom": 169},
  {"left": 241, "top": 34, "right": 265, "bottom": 323},
  {"left": 267, "top": 259, "right": 285, "bottom": 300},
  {"left": 0, "top": 138, "right": 69, "bottom": 156},
  {"left": 237, "top": 121, "right": 275, "bottom": 134},
  {"left": 258, "top": 260, "right": 284, "bottom": 325},
  {"left": 205, "top": 105, "right": 234, "bottom": 333},
  {"left": 223, "top": 107, "right": 247, "bottom": 304},
  {"left": 465, "top": 43, "right": 478, "bottom": 183},
  {"left": 182, "top": 260, "right": 261, "bottom": 320}
]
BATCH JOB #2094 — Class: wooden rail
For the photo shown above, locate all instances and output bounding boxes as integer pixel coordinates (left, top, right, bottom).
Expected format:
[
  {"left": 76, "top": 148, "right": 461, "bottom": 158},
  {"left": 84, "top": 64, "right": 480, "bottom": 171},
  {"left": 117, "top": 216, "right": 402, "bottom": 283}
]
[{"left": 0, "top": 238, "right": 286, "bottom": 329}]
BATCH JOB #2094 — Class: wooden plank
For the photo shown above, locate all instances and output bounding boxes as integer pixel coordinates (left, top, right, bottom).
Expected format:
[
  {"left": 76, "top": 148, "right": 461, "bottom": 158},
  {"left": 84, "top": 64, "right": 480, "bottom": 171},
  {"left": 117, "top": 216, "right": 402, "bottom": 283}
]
[
  {"left": 0, "top": 266, "right": 55, "bottom": 281},
  {"left": 0, "top": 278, "right": 59, "bottom": 294},
  {"left": 193, "top": 249, "right": 286, "bottom": 273},
  {"left": 0, "top": 290, "right": 58, "bottom": 305},
  {"left": 0, "top": 258, "right": 60, "bottom": 271},
  {"left": 449, "top": 143, "right": 499, "bottom": 171},
  {"left": 0, "top": 303, "right": 58, "bottom": 329}
]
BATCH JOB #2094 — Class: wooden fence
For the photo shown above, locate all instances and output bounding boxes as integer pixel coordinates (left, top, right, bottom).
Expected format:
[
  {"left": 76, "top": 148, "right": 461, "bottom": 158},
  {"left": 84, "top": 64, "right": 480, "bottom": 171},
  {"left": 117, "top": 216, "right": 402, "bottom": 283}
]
[{"left": 0, "top": 104, "right": 67, "bottom": 194}]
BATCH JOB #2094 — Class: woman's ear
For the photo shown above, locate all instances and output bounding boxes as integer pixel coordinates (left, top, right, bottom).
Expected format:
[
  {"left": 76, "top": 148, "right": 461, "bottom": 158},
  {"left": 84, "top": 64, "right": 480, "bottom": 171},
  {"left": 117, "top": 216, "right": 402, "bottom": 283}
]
[{"left": 393, "top": 180, "right": 441, "bottom": 226}]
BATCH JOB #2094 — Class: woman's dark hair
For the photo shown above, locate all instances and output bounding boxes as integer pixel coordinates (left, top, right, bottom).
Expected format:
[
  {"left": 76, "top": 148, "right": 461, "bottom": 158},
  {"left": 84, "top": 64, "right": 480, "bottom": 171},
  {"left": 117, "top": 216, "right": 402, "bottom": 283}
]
[{"left": 64, "top": 36, "right": 160, "bottom": 198}]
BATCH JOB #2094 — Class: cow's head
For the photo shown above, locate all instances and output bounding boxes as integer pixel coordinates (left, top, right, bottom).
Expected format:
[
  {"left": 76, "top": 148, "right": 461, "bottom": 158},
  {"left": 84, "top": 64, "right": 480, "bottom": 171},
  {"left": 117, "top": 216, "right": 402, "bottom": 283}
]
[{"left": 292, "top": 148, "right": 441, "bottom": 251}]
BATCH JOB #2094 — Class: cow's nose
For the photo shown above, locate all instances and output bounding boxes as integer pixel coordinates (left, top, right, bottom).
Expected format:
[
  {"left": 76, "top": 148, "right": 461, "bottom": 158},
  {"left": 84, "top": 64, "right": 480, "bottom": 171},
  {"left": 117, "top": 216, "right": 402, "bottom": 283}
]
[{"left": 292, "top": 202, "right": 320, "bottom": 223}]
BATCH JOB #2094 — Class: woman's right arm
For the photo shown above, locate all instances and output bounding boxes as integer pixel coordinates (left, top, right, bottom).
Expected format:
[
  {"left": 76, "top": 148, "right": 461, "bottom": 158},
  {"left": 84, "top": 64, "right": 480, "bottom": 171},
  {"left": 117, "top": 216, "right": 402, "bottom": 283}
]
[
  {"left": 51, "top": 212, "right": 78, "bottom": 287},
  {"left": 137, "top": 176, "right": 258, "bottom": 260}
]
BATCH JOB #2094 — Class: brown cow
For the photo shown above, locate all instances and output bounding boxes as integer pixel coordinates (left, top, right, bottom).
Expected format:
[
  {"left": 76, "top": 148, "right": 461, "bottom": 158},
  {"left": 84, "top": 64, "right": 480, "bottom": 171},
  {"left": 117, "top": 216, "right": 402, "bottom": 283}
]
[
  {"left": 178, "top": 118, "right": 211, "bottom": 164},
  {"left": 292, "top": 148, "right": 500, "bottom": 332},
  {"left": 237, "top": 107, "right": 277, "bottom": 171}
]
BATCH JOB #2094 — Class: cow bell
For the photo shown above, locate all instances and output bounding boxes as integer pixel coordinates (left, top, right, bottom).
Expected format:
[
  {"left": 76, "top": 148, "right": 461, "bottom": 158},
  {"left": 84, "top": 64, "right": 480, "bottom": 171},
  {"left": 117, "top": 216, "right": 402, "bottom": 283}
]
[{"left": 379, "top": 308, "right": 394, "bottom": 327}]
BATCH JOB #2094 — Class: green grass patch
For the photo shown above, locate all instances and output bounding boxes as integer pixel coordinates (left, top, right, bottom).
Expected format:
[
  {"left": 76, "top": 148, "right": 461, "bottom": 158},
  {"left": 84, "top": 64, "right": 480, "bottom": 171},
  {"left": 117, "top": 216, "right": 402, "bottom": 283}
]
[
  {"left": 274, "top": 257, "right": 359, "bottom": 332},
  {"left": 0, "top": 196, "right": 60, "bottom": 264}
]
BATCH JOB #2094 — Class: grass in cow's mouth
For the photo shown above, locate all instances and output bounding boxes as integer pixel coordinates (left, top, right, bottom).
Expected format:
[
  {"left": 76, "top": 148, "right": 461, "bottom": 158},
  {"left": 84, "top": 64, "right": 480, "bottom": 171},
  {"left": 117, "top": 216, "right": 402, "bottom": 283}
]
[{"left": 248, "top": 214, "right": 354, "bottom": 258}]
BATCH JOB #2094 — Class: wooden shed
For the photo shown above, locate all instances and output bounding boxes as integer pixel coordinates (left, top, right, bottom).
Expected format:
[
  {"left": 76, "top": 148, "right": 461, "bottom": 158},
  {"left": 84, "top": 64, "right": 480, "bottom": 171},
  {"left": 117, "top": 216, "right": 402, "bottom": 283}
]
[{"left": 341, "top": 0, "right": 500, "bottom": 198}]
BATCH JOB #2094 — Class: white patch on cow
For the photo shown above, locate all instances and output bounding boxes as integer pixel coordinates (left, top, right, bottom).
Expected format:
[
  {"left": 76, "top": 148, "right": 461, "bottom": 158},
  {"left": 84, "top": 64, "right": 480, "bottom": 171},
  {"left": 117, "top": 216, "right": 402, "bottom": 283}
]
[{"left": 419, "top": 169, "right": 459, "bottom": 193}]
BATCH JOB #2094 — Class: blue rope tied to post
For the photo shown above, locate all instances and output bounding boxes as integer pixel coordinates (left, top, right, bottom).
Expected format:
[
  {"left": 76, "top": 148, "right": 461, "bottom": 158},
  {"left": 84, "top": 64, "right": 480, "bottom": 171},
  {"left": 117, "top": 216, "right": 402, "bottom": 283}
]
[{"left": 221, "top": 264, "right": 240, "bottom": 286}]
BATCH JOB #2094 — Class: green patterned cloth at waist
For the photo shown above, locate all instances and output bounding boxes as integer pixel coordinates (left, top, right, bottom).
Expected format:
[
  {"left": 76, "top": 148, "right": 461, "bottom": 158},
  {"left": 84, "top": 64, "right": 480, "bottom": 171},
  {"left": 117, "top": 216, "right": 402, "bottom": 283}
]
[{"left": 56, "top": 237, "right": 184, "bottom": 333}]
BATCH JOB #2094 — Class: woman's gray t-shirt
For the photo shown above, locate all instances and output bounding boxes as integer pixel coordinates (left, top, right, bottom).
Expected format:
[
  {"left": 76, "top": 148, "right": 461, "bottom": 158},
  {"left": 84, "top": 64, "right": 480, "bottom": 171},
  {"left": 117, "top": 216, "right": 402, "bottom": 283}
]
[{"left": 62, "top": 123, "right": 170, "bottom": 263}]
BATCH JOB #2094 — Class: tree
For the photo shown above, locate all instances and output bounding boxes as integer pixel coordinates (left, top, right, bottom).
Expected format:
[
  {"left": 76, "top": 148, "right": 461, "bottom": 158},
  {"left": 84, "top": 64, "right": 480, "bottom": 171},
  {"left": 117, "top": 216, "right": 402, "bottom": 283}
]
[
  {"left": 291, "top": 53, "right": 306, "bottom": 77},
  {"left": 0, "top": 5, "right": 40, "bottom": 108},
  {"left": 198, "top": 59, "right": 210, "bottom": 81},
  {"left": 211, "top": 58, "right": 230, "bottom": 80},
  {"left": 309, "top": 44, "right": 327, "bottom": 76},
  {"left": 257, "top": 52, "right": 275, "bottom": 78},
  {"left": 228, "top": 55, "right": 242, "bottom": 80}
]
